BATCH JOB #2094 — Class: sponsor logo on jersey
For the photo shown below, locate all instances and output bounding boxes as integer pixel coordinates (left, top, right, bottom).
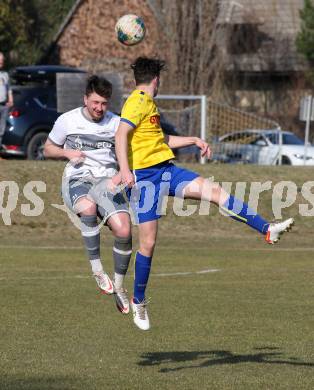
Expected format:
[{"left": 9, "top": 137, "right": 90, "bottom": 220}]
[
  {"left": 96, "top": 141, "right": 113, "bottom": 149},
  {"left": 75, "top": 136, "right": 83, "bottom": 150},
  {"left": 150, "top": 115, "right": 160, "bottom": 125},
  {"left": 72, "top": 135, "right": 113, "bottom": 150}
]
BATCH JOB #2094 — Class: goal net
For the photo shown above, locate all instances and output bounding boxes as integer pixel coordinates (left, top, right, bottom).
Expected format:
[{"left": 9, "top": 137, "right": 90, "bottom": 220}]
[
  {"left": 207, "top": 101, "right": 281, "bottom": 165},
  {"left": 155, "top": 95, "right": 281, "bottom": 165}
]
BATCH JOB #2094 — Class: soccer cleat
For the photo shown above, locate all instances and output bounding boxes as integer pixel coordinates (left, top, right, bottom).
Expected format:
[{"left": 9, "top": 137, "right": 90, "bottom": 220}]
[
  {"left": 114, "top": 287, "right": 130, "bottom": 314},
  {"left": 131, "top": 297, "right": 150, "bottom": 331},
  {"left": 265, "top": 218, "right": 294, "bottom": 244},
  {"left": 94, "top": 271, "right": 114, "bottom": 295}
]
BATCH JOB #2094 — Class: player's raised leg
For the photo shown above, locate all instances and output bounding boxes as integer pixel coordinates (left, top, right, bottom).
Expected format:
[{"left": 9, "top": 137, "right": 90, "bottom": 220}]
[
  {"left": 131, "top": 220, "right": 158, "bottom": 330},
  {"left": 75, "top": 197, "right": 114, "bottom": 295},
  {"left": 183, "top": 176, "right": 294, "bottom": 243},
  {"left": 107, "top": 212, "right": 132, "bottom": 314}
]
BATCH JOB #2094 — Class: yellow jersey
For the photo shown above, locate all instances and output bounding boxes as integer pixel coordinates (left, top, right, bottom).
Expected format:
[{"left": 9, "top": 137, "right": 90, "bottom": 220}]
[{"left": 120, "top": 90, "right": 175, "bottom": 169}]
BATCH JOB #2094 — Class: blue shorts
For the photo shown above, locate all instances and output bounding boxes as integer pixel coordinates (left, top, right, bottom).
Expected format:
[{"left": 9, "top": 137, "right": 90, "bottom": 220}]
[{"left": 126, "top": 161, "right": 199, "bottom": 224}]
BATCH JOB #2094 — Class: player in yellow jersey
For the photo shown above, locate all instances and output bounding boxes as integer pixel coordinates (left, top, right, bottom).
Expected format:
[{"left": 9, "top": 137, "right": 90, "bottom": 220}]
[
  {"left": 119, "top": 88, "right": 175, "bottom": 169},
  {"left": 115, "top": 57, "right": 294, "bottom": 331}
]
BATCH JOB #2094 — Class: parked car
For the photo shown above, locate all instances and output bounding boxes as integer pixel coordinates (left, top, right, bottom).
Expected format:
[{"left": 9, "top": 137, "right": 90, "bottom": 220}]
[
  {"left": 0, "top": 65, "right": 86, "bottom": 159},
  {"left": 214, "top": 129, "right": 314, "bottom": 165}
]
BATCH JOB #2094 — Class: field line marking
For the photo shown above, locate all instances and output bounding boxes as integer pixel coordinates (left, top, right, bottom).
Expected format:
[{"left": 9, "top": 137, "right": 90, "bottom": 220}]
[
  {"left": 0, "top": 269, "right": 220, "bottom": 281},
  {"left": 0, "top": 245, "right": 82, "bottom": 250},
  {"left": 153, "top": 269, "right": 220, "bottom": 276}
]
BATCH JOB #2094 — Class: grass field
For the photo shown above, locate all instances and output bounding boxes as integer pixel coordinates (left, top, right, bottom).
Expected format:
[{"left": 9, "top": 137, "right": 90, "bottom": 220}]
[{"left": 0, "top": 161, "right": 314, "bottom": 389}]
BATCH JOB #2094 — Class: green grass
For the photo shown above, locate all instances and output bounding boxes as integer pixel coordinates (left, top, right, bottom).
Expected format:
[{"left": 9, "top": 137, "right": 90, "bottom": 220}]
[{"left": 0, "top": 161, "right": 314, "bottom": 389}]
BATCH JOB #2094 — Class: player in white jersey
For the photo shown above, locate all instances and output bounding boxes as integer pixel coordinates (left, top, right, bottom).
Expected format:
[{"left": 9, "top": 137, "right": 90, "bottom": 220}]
[{"left": 44, "top": 75, "right": 131, "bottom": 314}]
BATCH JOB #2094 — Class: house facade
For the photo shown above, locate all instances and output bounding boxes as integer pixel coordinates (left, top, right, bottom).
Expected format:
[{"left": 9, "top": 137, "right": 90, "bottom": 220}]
[
  {"left": 215, "top": 0, "right": 309, "bottom": 131},
  {"left": 47, "top": 0, "right": 170, "bottom": 90},
  {"left": 48, "top": 0, "right": 311, "bottom": 133}
]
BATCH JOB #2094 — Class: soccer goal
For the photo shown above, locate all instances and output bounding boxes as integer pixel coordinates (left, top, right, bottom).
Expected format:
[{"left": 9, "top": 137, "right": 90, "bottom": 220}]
[{"left": 154, "top": 95, "right": 207, "bottom": 164}]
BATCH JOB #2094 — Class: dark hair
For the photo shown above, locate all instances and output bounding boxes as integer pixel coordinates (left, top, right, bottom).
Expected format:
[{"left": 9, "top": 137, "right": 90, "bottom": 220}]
[
  {"left": 131, "top": 57, "right": 166, "bottom": 85},
  {"left": 85, "top": 75, "right": 112, "bottom": 98}
]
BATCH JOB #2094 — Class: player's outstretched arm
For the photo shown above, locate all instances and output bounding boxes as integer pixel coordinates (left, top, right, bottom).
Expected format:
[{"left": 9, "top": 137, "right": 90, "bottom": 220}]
[
  {"left": 115, "top": 122, "right": 135, "bottom": 188},
  {"left": 43, "top": 138, "right": 85, "bottom": 163},
  {"left": 166, "top": 135, "right": 211, "bottom": 158}
]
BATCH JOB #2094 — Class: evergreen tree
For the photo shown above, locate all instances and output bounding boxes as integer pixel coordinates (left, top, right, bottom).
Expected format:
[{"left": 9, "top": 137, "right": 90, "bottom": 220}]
[
  {"left": 0, "top": 0, "right": 75, "bottom": 67},
  {"left": 0, "top": 0, "right": 39, "bottom": 66},
  {"left": 296, "top": 0, "right": 314, "bottom": 62},
  {"left": 32, "top": 0, "right": 76, "bottom": 56}
]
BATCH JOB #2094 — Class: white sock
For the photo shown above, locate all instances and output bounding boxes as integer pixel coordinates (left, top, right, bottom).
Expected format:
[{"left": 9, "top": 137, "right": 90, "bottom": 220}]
[
  {"left": 90, "top": 259, "right": 103, "bottom": 274},
  {"left": 114, "top": 273, "right": 124, "bottom": 290}
]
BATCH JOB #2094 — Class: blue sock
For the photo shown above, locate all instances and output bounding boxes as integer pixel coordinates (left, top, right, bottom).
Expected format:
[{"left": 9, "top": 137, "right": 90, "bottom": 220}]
[
  {"left": 133, "top": 251, "right": 152, "bottom": 304},
  {"left": 221, "top": 195, "right": 269, "bottom": 234}
]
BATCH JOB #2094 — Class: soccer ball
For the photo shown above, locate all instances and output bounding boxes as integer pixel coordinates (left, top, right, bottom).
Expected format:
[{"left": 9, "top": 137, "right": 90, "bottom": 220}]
[{"left": 115, "top": 14, "right": 146, "bottom": 46}]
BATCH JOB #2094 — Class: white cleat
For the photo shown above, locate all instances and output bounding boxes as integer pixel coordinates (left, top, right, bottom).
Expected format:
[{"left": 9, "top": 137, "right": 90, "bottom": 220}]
[
  {"left": 265, "top": 218, "right": 294, "bottom": 244},
  {"left": 114, "top": 287, "right": 130, "bottom": 314},
  {"left": 131, "top": 298, "right": 150, "bottom": 331},
  {"left": 94, "top": 271, "right": 114, "bottom": 295}
]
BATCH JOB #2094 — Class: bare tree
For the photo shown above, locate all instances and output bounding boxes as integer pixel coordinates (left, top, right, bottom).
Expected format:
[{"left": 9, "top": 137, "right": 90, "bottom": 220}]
[{"left": 148, "top": 0, "right": 220, "bottom": 95}]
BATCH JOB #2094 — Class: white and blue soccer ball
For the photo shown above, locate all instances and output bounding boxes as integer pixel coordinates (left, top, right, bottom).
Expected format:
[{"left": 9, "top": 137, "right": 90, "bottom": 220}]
[{"left": 115, "top": 14, "right": 146, "bottom": 46}]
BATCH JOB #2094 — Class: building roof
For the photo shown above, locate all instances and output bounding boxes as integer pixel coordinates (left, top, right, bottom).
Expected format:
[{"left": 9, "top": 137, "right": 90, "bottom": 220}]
[{"left": 52, "top": 0, "right": 84, "bottom": 44}]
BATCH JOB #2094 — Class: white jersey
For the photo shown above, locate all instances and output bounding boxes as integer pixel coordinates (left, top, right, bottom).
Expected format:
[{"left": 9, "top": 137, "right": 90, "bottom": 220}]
[
  {"left": 0, "top": 71, "right": 10, "bottom": 103},
  {"left": 48, "top": 107, "right": 120, "bottom": 179}
]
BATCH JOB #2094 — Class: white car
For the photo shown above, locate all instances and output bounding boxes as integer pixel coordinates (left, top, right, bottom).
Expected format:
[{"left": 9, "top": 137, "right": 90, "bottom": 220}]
[{"left": 215, "top": 130, "right": 314, "bottom": 166}]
